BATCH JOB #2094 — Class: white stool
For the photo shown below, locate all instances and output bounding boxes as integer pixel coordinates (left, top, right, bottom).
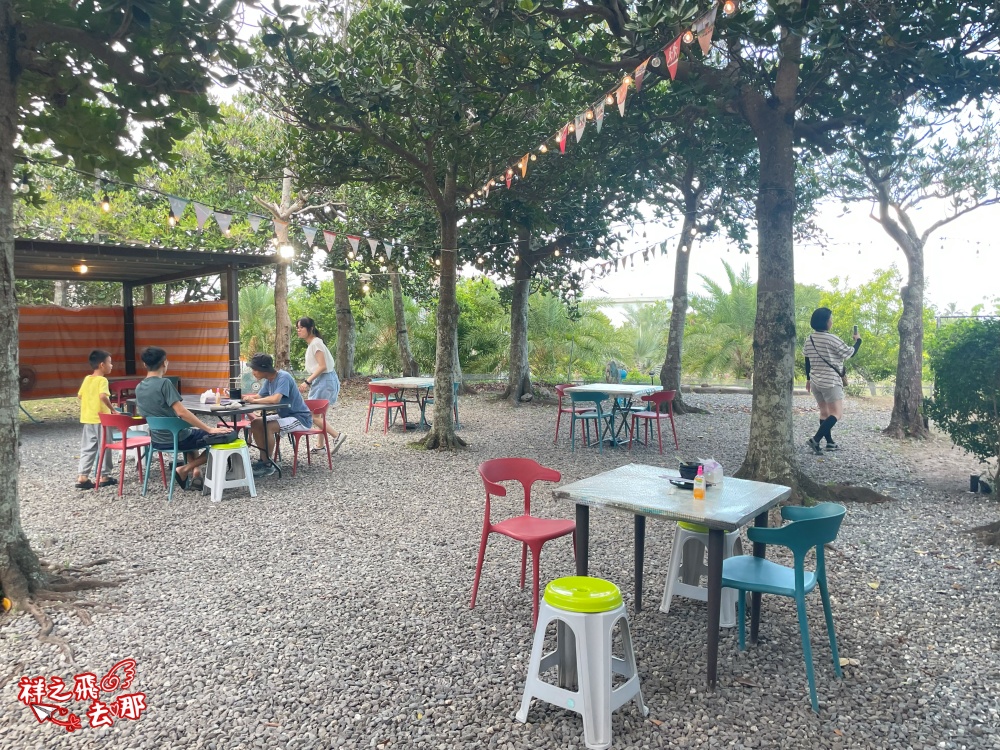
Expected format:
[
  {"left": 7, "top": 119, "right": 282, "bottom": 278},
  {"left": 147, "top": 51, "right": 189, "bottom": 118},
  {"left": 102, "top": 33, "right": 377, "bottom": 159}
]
[
  {"left": 660, "top": 523, "right": 743, "bottom": 627},
  {"left": 517, "top": 577, "right": 648, "bottom": 750},
  {"left": 201, "top": 439, "right": 256, "bottom": 503}
]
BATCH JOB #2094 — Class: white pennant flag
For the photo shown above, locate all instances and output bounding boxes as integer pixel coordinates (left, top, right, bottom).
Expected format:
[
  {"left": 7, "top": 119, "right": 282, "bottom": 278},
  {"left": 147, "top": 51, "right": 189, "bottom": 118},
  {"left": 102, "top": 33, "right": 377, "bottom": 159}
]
[
  {"left": 214, "top": 211, "right": 233, "bottom": 235},
  {"left": 303, "top": 226, "right": 318, "bottom": 247},
  {"left": 247, "top": 213, "right": 265, "bottom": 232},
  {"left": 193, "top": 202, "right": 213, "bottom": 231},
  {"left": 574, "top": 113, "right": 587, "bottom": 143},
  {"left": 384, "top": 243, "right": 393, "bottom": 261},
  {"left": 367, "top": 238, "right": 379, "bottom": 257},
  {"left": 347, "top": 235, "right": 361, "bottom": 254},
  {"left": 323, "top": 230, "right": 337, "bottom": 252},
  {"left": 594, "top": 101, "right": 605, "bottom": 133},
  {"left": 168, "top": 196, "right": 189, "bottom": 221}
]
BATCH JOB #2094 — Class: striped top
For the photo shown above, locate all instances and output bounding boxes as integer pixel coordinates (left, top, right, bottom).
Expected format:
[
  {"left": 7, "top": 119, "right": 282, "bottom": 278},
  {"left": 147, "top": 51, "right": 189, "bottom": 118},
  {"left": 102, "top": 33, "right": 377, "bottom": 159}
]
[{"left": 804, "top": 331, "right": 856, "bottom": 388}]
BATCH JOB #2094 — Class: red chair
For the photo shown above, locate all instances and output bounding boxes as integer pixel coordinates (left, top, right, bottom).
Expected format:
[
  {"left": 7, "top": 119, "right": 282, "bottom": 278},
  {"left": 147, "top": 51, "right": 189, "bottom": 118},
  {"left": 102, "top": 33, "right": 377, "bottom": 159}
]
[
  {"left": 95, "top": 413, "right": 156, "bottom": 497},
  {"left": 109, "top": 378, "right": 142, "bottom": 408},
  {"left": 553, "top": 384, "right": 592, "bottom": 444},
  {"left": 289, "top": 399, "right": 333, "bottom": 477},
  {"left": 628, "top": 390, "right": 679, "bottom": 453},
  {"left": 471, "top": 458, "right": 576, "bottom": 628},
  {"left": 365, "top": 384, "right": 407, "bottom": 434}
]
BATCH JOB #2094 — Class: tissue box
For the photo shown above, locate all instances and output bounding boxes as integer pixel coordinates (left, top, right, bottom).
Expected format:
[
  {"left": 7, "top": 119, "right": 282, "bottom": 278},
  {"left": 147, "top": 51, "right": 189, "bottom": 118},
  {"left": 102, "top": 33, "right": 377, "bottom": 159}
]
[{"left": 199, "top": 389, "right": 217, "bottom": 404}]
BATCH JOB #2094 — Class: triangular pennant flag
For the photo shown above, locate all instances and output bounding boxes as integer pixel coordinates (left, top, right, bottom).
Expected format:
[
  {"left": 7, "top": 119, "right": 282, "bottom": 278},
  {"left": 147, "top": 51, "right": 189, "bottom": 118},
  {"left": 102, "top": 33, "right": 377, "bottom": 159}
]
[
  {"left": 694, "top": 6, "right": 718, "bottom": 55},
  {"left": 385, "top": 243, "right": 393, "bottom": 261},
  {"left": 574, "top": 113, "right": 587, "bottom": 143},
  {"left": 594, "top": 101, "right": 605, "bottom": 133},
  {"left": 303, "top": 226, "right": 318, "bottom": 247},
  {"left": 484, "top": 182, "right": 491, "bottom": 198},
  {"left": 168, "top": 196, "right": 189, "bottom": 221},
  {"left": 323, "top": 230, "right": 337, "bottom": 252},
  {"left": 634, "top": 59, "right": 649, "bottom": 92},
  {"left": 214, "top": 211, "right": 233, "bottom": 235},
  {"left": 247, "top": 213, "right": 265, "bottom": 232},
  {"left": 665, "top": 37, "right": 682, "bottom": 80},
  {"left": 616, "top": 79, "right": 629, "bottom": 117},
  {"left": 505, "top": 171, "right": 512, "bottom": 189},
  {"left": 662, "top": 240, "right": 669, "bottom": 255},
  {"left": 193, "top": 202, "right": 213, "bottom": 231},
  {"left": 367, "top": 238, "right": 379, "bottom": 257},
  {"left": 520, "top": 154, "right": 529, "bottom": 178},
  {"left": 347, "top": 235, "right": 361, "bottom": 254},
  {"left": 558, "top": 125, "right": 569, "bottom": 154}
]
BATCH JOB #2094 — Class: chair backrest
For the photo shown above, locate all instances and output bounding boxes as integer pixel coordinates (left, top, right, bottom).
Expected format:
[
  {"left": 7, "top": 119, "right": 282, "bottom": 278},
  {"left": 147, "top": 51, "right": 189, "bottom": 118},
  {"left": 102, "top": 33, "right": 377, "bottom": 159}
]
[
  {"left": 370, "top": 384, "right": 400, "bottom": 399},
  {"left": 749, "top": 503, "right": 846, "bottom": 573},
  {"left": 641, "top": 390, "right": 676, "bottom": 407},
  {"left": 569, "top": 391, "right": 608, "bottom": 411},
  {"left": 304, "top": 398, "right": 329, "bottom": 418},
  {"left": 478, "top": 458, "right": 561, "bottom": 515},
  {"left": 109, "top": 378, "right": 142, "bottom": 404},
  {"left": 144, "top": 416, "right": 189, "bottom": 449},
  {"left": 98, "top": 412, "right": 145, "bottom": 445}
]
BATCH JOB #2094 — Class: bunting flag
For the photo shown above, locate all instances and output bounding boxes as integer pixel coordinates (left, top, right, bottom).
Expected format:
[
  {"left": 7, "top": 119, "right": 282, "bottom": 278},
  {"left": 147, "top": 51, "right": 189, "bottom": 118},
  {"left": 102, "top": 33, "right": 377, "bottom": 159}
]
[
  {"left": 323, "top": 230, "right": 337, "bottom": 252},
  {"left": 303, "top": 226, "right": 318, "bottom": 247},
  {"left": 665, "top": 37, "right": 682, "bottom": 80},
  {"left": 505, "top": 171, "right": 513, "bottom": 189},
  {"left": 347, "top": 235, "right": 361, "bottom": 255},
  {"left": 367, "top": 238, "right": 379, "bottom": 257},
  {"left": 616, "top": 79, "right": 629, "bottom": 117},
  {"left": 574, "top": 113, "right": 587, "bottom": 143},
  {"left": 214, "top": 211, "right": 233, "bottom": 235},
  {"left": 520, "top": 154, "right": 529, "bottom": 177},
  {"left": 384, "top": 243, "right": 393, "bottom": 261},
  {"left": 168, "top": 196, "right": 189, "bottom": 221},
  {"left": 247, "top": 213, "right": 266, "bottom": 232},
  {"left": 594, "top": 101, "right": 605, "bottom": 133},
  {"left": 484, "top": 182, "right": 491, "bottom": 198},
  {"left": 634, "top": 59, "right": 649, "bottom": 92},
  {"left": 694, "top": 6, "right": 718, "bottom": 54},
  {"left": 558, "top": 125, "right": 569, "bottom": 154},
  {"left": 193, "top": 202, "right": 213, "bottom": 231}
]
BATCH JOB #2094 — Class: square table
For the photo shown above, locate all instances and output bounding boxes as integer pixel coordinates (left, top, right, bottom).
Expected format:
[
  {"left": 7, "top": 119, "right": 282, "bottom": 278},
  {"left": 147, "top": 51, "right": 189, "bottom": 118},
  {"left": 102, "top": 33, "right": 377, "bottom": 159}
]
[
  {"left": 180, "top": 398, "right": 285, "bottom": 478},
  {"left": 373, "top": 377, "right": 437, "bottom": 428},
  {"left": 553, "top": 462, "right": 791, "bottom": 688},
  {"left": 563, "top": 384, "right": 661, "bottom": 446}
]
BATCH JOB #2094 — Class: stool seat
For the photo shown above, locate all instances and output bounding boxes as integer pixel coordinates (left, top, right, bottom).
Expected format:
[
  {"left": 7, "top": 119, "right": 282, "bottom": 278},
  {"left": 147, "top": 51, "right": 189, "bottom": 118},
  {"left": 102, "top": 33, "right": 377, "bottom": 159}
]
[
  {"left": 677, "top": 521, "right": 709, "bottom": 533},
  {"left": 211, "top": 438, "right": 247, "bottom": 450},
  {"left": 661, "top": 523, "right": 743, "bottom": 628},
  {"left": 544, "top": 576, "right": 622, "bottom": 613},
  {"left": 202, "top": 440, "right": 257, "bottom": 503}
]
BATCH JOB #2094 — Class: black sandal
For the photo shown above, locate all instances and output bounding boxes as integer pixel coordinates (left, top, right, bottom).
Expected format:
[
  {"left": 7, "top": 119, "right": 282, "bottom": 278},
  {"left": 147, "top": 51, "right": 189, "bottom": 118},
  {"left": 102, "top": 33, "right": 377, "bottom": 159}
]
[
  {"left": 75, "top": 479, "right": 95, "bottom": 490},
  {"left": 172, "top": 469, "right": 189, "bottom": 491},
  {"left": 99, "top": 477, "right": 118, "bottom": 487}
]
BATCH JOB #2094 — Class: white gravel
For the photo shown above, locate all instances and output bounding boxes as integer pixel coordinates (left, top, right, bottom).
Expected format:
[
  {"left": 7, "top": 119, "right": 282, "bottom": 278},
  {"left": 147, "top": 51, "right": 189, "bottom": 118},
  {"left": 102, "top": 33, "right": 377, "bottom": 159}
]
[{"left": 2, "top": 390, "right": 999, "bottom": 749}]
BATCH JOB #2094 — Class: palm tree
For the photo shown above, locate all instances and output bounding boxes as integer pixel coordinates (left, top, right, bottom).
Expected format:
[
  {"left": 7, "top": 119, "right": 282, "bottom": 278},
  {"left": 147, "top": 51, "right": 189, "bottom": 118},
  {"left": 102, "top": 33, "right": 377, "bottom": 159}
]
[
  {"left": 684, "top": 261, "right": 757, "bottom": 381},
  {"left": 355, "top": 290, "right": 425, "bottom": 375},
  {"left": 528, "top": 293, "right": 619, "bottom": 382},
  {"left": 619, "top": 301, "right": 671, "bottom": 375},
  {"left": 239, "top": 285, "right": 276, "bottom": 357}
]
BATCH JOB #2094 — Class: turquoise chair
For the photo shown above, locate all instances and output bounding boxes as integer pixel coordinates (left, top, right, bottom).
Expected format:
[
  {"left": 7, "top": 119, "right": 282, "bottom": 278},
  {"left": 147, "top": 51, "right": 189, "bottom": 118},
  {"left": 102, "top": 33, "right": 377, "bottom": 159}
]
[
  {"left": 721, "top": 502, "right": 847, "bottom": 713},
  {"left": 142, "top": 416, "right": 190, "bottom": 502},
  {"left": 420, "top": 381, "right": 460, "bottom": 428},
  {"left": 569, "top": 392, "right": 613, "bottom": 453}
]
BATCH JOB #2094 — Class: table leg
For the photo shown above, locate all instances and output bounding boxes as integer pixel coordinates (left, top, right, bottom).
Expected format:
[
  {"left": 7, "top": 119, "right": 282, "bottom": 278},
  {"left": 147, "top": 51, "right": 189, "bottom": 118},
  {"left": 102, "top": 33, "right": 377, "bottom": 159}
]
[
  {"left": 575, "top": 504, "right": 589, "bottom": 576},
  {"left": 706, "top": 528, "right": 724, "bottom": 689},
  {"left": 750, "top": 510, "right": 769, "bottom": 644},
  {"left": 634, "top": 514, "right": 645, "bottom": 612}
]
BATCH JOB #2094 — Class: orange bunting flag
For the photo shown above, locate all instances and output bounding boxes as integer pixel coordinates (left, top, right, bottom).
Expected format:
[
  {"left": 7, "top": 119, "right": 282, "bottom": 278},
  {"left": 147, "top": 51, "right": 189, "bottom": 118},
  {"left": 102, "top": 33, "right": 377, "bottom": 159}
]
[
  {"left": 694, "top": 6, "right": 718, "bottom": 55},
  {"left": 665, "top": 37, "right": 682, "bottom": 80},
  {"left": 558, "top": 124, "right": 569, "bottom": 154},
  {"left": 616, "top": 79, "right": 629, "bottom": 117},
  {"left": 520, "top": 154, "right": 529, "bottom": 178},
  {"left": 634, "top": 59, "right": 649, "bottom": 92}
]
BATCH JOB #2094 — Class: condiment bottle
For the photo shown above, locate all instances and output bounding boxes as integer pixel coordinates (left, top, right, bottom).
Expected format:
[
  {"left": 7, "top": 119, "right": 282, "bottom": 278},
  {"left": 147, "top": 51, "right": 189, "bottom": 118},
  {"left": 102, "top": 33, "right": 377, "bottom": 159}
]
[{"left": 692, "top": 466, "right": 706, "bottom": 501}]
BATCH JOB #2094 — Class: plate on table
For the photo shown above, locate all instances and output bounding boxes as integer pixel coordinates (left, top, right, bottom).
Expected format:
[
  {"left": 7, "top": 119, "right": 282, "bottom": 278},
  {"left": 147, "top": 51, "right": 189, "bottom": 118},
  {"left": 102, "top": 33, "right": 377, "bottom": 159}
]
[{"left": 668, "top": 478, "right": 714, "bottom": 490}]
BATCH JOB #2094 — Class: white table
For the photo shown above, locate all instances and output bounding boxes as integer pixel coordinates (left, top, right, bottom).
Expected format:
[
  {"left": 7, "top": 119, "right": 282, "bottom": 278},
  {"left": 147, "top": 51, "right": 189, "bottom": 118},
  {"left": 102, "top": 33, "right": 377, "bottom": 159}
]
[
  {"left": 553, "top": 463, "right": 791, "bottom": 688},
  {"left": 563, "top": 384, "right": 662, "bottom": 446}
]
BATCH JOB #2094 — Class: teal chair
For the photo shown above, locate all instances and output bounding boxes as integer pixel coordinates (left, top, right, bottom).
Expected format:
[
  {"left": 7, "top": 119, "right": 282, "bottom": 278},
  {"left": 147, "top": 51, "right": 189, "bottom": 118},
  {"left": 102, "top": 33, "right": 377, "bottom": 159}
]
[
  {"left": 721, "top": 503, "right": 847, "bottom": 713},
  {"left": 569, "top": 392, "right": 612, "bottom": 453},
  {"left": 142, "top": 416, "right": 190, "bottom": 502},
  {"left": 420, "top": 381, "right": 460, "bottom": 428}
]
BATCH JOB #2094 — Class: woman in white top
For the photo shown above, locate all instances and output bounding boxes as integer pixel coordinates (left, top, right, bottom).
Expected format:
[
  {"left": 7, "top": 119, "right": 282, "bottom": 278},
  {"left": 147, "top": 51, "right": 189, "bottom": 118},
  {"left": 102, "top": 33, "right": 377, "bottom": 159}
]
[
  {"left": 296, "top": 317, "right": 346, "bottom": 454},
  {"left": 803, "top": 307, "right": 861, "bottom": 454}
]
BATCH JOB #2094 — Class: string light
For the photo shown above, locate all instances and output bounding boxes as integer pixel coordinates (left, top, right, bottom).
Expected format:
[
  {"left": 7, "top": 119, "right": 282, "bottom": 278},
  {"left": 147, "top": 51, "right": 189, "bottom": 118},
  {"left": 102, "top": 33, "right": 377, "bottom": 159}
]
[
  {"left": 530, "top": 154, "right": 537, "bottom": 161},
  {"left": 347, "top": 250, "right": 355, "bottom": 259},
  {"left": 73, "top": 263, "right": 88, "bottom": 274},
  {"left": 538, "top": 144, "right": 548, "bottom": 154},
  {"left": 99, "top": 193, "right": 111, "bottom": 212},
  {"left": 586, "top": 109, "right": 594, "bottom": 120},
  {"left": 682, "top": 29, "right": 695, "bottom": 45},
  {"left": 554, "top": 249, "right": 561, "bottom": 257},
  {"left": 605, "top": 94, "right": 615, "bottom": 106},
  {"left": 168, "top": 210, "right": 177, "bottom": 227},
  {"left": 722, "top": 0, "right": 738, "bottom": 15},
  {"left": 567, "top": 123, "right": 575, "bottom": 133},
  {"left": 362, "top": 282, "right": 370, "bottom": 294}
]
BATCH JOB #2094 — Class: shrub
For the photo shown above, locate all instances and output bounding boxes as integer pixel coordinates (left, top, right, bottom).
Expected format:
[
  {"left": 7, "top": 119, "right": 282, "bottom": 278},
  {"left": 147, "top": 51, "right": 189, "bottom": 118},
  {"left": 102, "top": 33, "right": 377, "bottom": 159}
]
[{"left": 924, "top": 319, "right": 1000, "bottom": 484}]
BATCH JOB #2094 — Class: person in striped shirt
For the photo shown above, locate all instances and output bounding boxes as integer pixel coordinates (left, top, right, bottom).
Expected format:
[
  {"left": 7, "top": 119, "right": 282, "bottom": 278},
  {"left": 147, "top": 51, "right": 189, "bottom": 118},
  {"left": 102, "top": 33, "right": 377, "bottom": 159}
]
[{"left": 804, "top": 307, "right": 861, "bottom": 454}]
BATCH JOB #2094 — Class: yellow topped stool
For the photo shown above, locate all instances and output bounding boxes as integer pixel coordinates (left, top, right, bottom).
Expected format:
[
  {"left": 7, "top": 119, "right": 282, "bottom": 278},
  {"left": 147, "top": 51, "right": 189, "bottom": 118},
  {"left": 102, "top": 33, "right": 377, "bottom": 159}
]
[
  {"left": 661, "top": 523, "right": 743, "bottom": 627},
  {"left": 516, "top": 576, "right": 647, "bottom": 750},
  {"left": 201, "top": 438, "right": 256, "bottom": 503}
]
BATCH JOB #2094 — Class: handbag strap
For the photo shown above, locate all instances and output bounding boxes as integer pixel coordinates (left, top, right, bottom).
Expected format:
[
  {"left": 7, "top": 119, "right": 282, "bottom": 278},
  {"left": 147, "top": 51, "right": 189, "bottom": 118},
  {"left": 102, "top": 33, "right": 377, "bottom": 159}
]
[{"left": 808, "top": 334, "right": 846, "bottom": 376}]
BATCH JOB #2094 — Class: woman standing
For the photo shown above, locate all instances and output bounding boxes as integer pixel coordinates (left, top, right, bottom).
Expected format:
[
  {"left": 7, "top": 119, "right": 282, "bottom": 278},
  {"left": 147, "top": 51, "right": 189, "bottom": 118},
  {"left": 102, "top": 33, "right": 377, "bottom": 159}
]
[
  {"left": 803, "top": 307, "right": 861, "bottom": 454},
  {"left": 296, "top": 317, "right": 347, "bottom": 454}
]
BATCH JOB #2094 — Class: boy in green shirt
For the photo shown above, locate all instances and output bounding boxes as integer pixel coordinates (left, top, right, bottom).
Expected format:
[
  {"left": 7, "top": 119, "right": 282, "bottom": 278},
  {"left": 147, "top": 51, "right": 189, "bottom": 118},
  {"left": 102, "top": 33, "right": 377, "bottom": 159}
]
[{"left": 76, "top": 349, "right": 116, "bottom": 490}]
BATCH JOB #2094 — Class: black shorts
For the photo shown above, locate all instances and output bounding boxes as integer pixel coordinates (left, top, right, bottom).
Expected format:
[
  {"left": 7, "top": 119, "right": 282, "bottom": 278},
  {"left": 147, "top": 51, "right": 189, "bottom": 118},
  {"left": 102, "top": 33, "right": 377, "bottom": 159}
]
[{"left": 152, "top": 428, "right": 211, "bottom": 453}]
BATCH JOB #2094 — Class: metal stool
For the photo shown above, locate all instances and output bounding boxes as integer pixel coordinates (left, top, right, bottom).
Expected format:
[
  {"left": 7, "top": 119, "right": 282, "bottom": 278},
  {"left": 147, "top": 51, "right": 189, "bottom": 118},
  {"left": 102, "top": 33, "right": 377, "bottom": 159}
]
[
  {"left": 517, "top": 576, "right": 647, "bottom": 750},
  {"left": 201, "top": 439, "right": 257, "bottom": 503},
  {"left": 660, "top": 522, "right": 743, "bottom": 627}
]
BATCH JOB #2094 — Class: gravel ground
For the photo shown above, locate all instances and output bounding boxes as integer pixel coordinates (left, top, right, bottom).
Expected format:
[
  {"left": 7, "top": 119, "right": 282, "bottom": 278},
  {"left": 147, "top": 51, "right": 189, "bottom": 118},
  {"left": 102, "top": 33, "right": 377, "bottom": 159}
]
[{"left": 2, "top": 389, "right": 999, "bottom": 749}]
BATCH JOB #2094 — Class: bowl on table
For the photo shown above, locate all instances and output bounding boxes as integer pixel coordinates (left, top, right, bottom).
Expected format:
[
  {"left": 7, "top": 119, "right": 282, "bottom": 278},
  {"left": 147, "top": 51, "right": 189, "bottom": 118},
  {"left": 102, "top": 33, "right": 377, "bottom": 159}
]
[{"left": 678, "top": 462, "right": 703, "bottom": 481}]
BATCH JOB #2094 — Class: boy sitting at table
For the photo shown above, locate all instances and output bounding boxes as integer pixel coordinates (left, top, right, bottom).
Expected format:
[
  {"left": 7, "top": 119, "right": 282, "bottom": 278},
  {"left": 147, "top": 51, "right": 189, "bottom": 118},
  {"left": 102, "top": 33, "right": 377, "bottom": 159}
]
[{"left": 243, "top": 353, "right": 312, "bottom": 477}]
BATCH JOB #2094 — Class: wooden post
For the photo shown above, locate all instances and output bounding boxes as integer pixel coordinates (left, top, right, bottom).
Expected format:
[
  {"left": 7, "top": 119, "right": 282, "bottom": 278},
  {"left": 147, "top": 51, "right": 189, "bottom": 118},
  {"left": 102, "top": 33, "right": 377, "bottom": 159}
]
[{"left": 222, "top": 267, "right": 241, "bottom": 395}]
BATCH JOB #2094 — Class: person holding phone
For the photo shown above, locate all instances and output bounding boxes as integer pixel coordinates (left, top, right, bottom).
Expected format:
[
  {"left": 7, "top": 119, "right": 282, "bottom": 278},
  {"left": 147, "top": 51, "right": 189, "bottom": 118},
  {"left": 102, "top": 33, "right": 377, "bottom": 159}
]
[{"left": 803, "top": 307, "right": 861, "bottom": 454}]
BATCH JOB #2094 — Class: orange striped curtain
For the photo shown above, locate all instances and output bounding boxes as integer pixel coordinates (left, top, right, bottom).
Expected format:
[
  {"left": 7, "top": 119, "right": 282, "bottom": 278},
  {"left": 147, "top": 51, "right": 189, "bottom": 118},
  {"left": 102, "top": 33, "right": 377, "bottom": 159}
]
[
  {"left": 134, "top": 302, "right": 229, "bottom": 395},
  {"left": 18, "top": 306, "right": 126, "bottom": 400}
]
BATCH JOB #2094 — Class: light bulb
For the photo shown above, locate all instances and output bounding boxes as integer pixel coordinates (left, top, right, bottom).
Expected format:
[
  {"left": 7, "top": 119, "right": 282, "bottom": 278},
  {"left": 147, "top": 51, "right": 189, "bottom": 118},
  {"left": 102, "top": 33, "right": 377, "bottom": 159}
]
[
  {"left": 278, "top": 244, "right": 294, "bottom": 260},
  {"left": 722, "top": 0, "right": 737, "bottom": 15},
  {"left": 74, "top": 263, "right": 89, "bottom": 274},
  {"left": 506, "top": 168, "right": 513, "bottom": 177},
  {"left": 530, "top": 154, "right": 537, "bottom": 161},
  {"left": 567, "top": 123, "right": 575, "bottom": 133},
  {"left": 348, "top": 251, "right": 355, "bottom": 259},
  {"left": 435, "top": 258, "right": 440, "bottom": 266},
  {"left": 554, "top": 249, "right": 561, "bottom": 257},
  {"left": 100, "top": 193, "right": 111, "bottom": 212},
  {"left": 605, "top": 94, "right": 615, "bottom": 105},
  {"left": 586, "top": 109, "right": 594, "bottom": 120},
  {"left": 538, "top": 144, "right": 548, "bottom": 154},
  {"left": 682, "top": 29, "right": 695, "bottom": 45},
  {"left": 168, "top": 211, "right": 177, "bottom": 227},
  {"left": 362, "top": 283, "right": 370, "bottom": 293},
  {"left": 513, "top": 255, "right": 520, "bottom": 262}
]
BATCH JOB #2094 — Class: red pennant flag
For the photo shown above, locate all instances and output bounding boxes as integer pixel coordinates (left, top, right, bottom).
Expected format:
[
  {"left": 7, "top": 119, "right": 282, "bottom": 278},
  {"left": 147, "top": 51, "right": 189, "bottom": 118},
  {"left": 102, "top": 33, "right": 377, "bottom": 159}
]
[
  {"left": 634, "top": 59, "right": 649, "bottom": 92},
  {"left": 694, "top": 6, "right": 718, "bottom": 55},
  {"left": 616, "top": 79, "right": 629, "bottom": 117},
  {"left": 558, "top": 125, "right": 569, "bottom": 154},
  {"left": 505, "top": 172, "right": 512, "bottom": 189},
  {"left": 323, "top": 230, "right": 337, "bottom": 252},
  {"left": 665, "top": 37, "right": 681, "bottom": 80}
]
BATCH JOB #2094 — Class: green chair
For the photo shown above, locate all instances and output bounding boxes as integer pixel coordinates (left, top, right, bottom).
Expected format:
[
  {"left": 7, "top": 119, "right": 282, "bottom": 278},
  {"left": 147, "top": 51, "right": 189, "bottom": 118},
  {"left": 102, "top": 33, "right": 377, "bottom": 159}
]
[
  {"left": 142, "top": 416, "right": 190, "bottom": 502},
  {"left": 568, "top": 392, "right": 612, "bottom": 453},
  {"left": 721, "top": 502, "right": 846, "bottom": 713}
]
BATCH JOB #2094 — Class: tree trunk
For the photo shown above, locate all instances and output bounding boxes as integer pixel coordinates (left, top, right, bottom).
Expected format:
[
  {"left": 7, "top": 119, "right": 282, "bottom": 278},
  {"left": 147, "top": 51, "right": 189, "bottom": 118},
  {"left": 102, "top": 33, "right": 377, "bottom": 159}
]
[
  {"left": 503, "top": 237, "right": 532, "bottom": 404},
  {"left": 736, "top": 98, "right": 799, "bottom": 487},
  {"left": 885, "top": 244, "right": 929, "bottom": 438},
  {"left": 273, "top": 217, "right": 292, "bottom": 371},
  {"left": 0, "top": 0, "right": 45, "bottom": 603},
  {"left": 53, "top": 280, "right": 66, "bottom": 306},
  {"left": 332, "top": 269, "right": 355, "bottom": 378},
  {"left": 659, "top": 205, "right": 706, "bottom": 415},
  {"left": 390, "top": 269, "right": 419, "bottom": 376}
]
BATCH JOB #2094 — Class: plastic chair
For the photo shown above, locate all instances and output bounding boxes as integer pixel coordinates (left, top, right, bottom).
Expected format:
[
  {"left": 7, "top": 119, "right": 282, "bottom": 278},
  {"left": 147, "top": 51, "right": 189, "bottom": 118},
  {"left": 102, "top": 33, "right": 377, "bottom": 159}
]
[
  {"left": 517, "top": 577, "right": 647, "bottom": 749},
  {"left": 553, "top": 384, "right": 592, "bottom": 444},
  {"left": 142, "top": 416, "right": 190, "bottom": 502},
  {"left": 568, "top": 392, "right": 613, "bottom": 454},
  {"left": 628, "top": 390, "right": 679, "bottom": 453},
  {"left": 365, "top": 384, "right": 407, "bottom": 434},
  {"left": 109, "top": 378, "right": 142, "bottom": 408},
  {"left": 289, "top": 399, "right": 333, "bottom": 477},
  {"left": 420, "top": 381, "right": 460, "bottom": 428},
  {"left": 721, "top": 503, "right": 847, "bottom": 712},
  {"left": 95, "top": 413, "right": 153, "bottom": 498},
  {"left": 470, "top": 458, "right": 575, "bottom": 627}
]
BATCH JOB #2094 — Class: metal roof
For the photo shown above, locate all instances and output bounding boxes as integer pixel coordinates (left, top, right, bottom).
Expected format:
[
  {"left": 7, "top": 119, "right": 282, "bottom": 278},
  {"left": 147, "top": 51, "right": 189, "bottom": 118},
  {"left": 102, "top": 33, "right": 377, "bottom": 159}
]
[{"left": 14, "top": 238, "right": 276, "bottom": 285}]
